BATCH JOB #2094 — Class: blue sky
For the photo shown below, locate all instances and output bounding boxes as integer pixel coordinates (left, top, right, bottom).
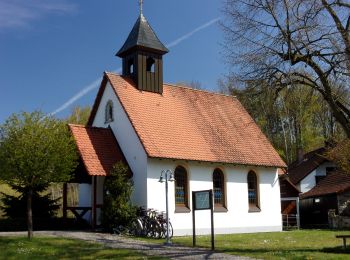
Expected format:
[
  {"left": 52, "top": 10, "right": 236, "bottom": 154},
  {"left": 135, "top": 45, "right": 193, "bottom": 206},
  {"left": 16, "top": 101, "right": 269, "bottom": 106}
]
[{"left": 0, "top": 0, "right": 227, "bottom": 123}]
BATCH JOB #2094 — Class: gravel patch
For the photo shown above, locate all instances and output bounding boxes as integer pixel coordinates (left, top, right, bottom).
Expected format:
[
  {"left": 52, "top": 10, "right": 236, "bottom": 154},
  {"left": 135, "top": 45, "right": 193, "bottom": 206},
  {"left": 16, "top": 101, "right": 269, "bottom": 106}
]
[{"left": 0, "top": 231, "right": 257, "bottom": 259}]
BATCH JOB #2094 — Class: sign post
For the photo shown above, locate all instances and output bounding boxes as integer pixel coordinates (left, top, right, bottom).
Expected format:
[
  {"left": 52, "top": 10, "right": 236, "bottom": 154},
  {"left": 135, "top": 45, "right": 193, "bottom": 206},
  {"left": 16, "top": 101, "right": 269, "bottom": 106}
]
[{"left": 192, "top": 189, "right": 214, "bottom": 250}]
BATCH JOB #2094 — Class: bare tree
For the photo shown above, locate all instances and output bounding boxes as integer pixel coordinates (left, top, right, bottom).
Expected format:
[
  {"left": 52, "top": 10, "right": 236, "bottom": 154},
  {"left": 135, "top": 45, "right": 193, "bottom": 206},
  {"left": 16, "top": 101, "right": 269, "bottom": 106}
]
[
  {"left": 222, "top": 0, "right": 350, "bottom": 136},
  {"left": 177, "top": 80, "right": 203, "bottom": 90}
]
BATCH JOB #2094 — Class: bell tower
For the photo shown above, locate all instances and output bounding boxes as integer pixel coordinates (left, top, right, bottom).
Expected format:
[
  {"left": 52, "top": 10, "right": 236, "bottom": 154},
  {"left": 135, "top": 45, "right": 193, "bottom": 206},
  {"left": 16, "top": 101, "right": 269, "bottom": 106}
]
[{"left": 116, "top": 2, "right": 168, "bottom": 94}]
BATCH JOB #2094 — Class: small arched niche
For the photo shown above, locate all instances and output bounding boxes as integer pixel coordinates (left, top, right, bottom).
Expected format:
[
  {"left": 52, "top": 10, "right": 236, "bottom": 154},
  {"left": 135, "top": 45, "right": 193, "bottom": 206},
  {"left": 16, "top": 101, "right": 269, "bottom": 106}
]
[
  {"left": 146, "top": 57, "right": 155, "bottom": 73},
  {"left": 105, "top": 100, "right": 114, "bottom": 123}
]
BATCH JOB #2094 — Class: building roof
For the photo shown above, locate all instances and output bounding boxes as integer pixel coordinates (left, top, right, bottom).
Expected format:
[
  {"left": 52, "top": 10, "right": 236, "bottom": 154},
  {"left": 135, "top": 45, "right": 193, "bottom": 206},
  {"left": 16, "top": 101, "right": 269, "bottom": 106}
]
[
  {"left": 287, "top": 147, "right": 327, "bottom": 185},
  {"left": 69, "top": 124, "right": 128, "bottom": 176},
  {"left": 279, "top": 175, "right": 301, "bottom": 198},
  {"left": 88, "top": 72, "right": 286, "bottom": 168},
  {"left": 116, "top": 14, "right": 168, "bottom": 57},
  {"left": 278, "top": 168, "right": 287, "bottom": 176},
  {"left": 301, "top": 170, "right": 350, "bottom": 199}
]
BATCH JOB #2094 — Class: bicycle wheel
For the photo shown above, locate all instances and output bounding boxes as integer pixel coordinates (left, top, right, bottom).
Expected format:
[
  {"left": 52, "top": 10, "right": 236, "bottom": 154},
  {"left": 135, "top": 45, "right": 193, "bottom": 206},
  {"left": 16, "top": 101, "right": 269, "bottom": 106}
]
[
  {"left": 162, "top": 221, "right": 173, "bottom": 239},
  {"left": 149, "top": 219, "right": 162, "bottom": 239},
  {"left": 129, "top": 218, "right": 143, "bottom": 237}
]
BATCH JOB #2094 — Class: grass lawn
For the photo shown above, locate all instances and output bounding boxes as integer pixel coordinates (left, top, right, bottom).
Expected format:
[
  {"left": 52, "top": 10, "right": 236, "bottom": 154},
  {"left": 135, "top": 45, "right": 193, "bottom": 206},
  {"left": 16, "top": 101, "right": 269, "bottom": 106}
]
[
  {"left": 1, "top": 230, "right": 350, "bottom": 259},
  {"left": 0, "top": 236, "right": 164, "bottom": 260},
  {"left": 170, "top": 229, "right": 350, "bottom": 259}
]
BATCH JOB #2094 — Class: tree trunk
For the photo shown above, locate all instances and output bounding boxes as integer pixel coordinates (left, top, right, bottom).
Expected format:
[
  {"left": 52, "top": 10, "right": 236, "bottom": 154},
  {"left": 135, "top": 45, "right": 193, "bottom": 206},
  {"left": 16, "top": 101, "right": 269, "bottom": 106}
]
[
  {"left": 321, "top": 91, "right": 350, "bottom": 138},
  {"left": 27, "top": 189, "right": 33, "bottom": 240}
]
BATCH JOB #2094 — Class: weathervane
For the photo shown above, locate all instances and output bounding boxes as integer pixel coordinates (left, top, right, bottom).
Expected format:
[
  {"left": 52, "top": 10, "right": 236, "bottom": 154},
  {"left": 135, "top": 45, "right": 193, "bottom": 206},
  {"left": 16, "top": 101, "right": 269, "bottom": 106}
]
[{"left": 139, "top": 0, "right": 143, "bottom": 15}]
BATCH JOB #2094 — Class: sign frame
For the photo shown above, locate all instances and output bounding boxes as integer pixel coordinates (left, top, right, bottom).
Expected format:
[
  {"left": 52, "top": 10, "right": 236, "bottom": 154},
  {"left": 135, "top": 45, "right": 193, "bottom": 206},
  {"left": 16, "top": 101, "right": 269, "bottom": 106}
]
[
  {"left": 192, "top": 189, "right": 215, "bottom": 250},
  {"left": 193, "top": 190, "right": 211, "bottom": 210}
]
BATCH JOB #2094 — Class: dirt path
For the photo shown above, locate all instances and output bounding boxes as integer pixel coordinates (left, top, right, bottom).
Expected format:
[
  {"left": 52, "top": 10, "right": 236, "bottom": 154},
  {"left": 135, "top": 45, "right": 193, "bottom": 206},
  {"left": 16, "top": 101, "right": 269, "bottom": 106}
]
[{"left": 0, "top": 231, "right": 256, "bottom": 259}]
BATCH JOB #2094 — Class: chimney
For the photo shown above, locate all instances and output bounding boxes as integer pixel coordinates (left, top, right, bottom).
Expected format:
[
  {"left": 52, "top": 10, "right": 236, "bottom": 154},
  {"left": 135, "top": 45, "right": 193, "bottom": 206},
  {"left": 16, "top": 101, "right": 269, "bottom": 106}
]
[{"left": 297, "top": 148, "right": 304, "bottom": 163}]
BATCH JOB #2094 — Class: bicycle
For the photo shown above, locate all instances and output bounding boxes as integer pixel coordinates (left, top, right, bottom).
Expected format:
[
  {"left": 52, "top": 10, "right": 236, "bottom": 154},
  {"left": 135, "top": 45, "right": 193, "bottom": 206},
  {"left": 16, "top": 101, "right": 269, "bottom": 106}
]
[
  {"left": 128, "top": 207, "right": 173, "bottom": 239},
  {"left": 157, "top": 211, "right": 173, "bottom": 239}
]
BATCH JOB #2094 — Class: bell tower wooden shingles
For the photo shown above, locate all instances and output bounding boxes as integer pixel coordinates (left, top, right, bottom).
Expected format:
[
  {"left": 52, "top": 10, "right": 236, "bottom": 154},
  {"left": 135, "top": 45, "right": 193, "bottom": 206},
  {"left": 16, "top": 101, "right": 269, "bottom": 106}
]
[{"left": 116, "top": 14, "right": 168, "bottom": 94}]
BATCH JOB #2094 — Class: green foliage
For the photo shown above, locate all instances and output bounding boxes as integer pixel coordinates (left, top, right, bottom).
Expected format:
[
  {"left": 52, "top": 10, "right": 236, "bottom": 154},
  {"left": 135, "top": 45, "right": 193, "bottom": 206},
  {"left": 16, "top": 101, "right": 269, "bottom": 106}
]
[
  {"left": 221, "top": 79, "right": 344, "bottom": 164},
  {"left": 0, "top": 110, "right": 78, "bottom": 189},
  {"left": 1, "top": 184, "right": 59, "bottom": 219},
  {"left": 0, "top": 111, "right": 78, "bottom": 237},
  {"left": 65, "top": 106, "right": 91, "bottom": 125},
  {"left": 101, "top": 162, "right": 136, "bottom": 231}
]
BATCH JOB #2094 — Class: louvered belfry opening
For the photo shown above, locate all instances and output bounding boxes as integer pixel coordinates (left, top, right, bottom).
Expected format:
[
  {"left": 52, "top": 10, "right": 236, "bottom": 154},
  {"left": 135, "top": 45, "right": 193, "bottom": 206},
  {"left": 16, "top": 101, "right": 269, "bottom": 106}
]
[{"left": 116, "top": 14, "right": 168, "bottom": 94}]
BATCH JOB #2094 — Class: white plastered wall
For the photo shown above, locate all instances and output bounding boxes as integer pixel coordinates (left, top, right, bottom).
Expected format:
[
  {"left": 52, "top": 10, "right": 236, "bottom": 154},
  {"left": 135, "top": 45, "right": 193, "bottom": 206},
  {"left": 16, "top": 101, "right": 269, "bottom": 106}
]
[
  {"left": 91, "top": 82, "right": 148, "bottom": 207},
  {"left": 78, "top": 183, "right": 92, "bottom": 222},
  {"left": 315, "top": 161, "right": 336, "bottom": 176},
  {"left": 78, "top": 177, "right": 106, "bottom": 225},
  {"left": 299, "top": 161, "right": 336, "bottom": 193},
  {"left": 147, "top": 158, "right": 282, "bottom": 236},
  {"left": 89, "top": 81, "right": 282, "bottom": 234},
  {"left": 299, "top": 170, "right": 316, "bottom": 193}
]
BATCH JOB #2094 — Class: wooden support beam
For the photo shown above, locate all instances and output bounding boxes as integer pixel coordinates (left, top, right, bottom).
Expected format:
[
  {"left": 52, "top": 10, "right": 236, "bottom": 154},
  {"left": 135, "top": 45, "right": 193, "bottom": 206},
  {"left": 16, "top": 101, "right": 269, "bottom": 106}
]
[
  {"left": 92, "top": 176, "right": 97, "bottom": 229},
  {"left": 63, "top": 183, "right": 67, "bottom": 220}
]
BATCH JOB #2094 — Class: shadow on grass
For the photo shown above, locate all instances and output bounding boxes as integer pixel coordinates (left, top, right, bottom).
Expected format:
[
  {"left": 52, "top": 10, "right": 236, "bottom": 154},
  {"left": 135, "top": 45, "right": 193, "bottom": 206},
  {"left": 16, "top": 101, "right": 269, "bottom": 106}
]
[
  {"left": 218, "top": 247, "right": 319, "bottom": 254},
  {"left": 214, "top": 246, "right": 350, "bottom": 259},
  {"left": 0, "top": 217, "right": 90, "bottom": 232},
  {"left": 322, "top": 246, "right": 350, "bottom": 254},
  {"left": 0, "top": 237, "right": 163, "bottom": 259},
  {"left": 92, "top": 237, "right": 221, "bottom": 259},
  {"left": 186, "top": 242, "right": 350, "bottom": 257}
]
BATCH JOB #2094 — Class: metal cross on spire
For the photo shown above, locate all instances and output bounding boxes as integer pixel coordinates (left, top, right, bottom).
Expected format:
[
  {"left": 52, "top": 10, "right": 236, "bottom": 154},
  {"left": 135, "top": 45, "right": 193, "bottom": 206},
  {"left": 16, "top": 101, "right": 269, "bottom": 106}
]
[{"left": 139, "top": 0, "right": 143, "bottom": 15}]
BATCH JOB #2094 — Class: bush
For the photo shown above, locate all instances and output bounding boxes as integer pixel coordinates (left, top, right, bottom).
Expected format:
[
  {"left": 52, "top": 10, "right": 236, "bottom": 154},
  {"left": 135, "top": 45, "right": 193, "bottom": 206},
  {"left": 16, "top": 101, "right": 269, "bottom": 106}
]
[
  {"left": 101, "top": 162, "right": 136, "bottom": 231},
  {"left": 0, "top": 184, "right": 59, "bottom": 220}
]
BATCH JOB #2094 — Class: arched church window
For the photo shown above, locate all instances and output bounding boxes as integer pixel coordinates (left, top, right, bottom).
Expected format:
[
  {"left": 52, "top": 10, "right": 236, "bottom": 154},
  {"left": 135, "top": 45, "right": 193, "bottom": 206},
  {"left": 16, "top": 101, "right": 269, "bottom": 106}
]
[
  {"left": 213, "top": 168, "right": 226, "bottom": 208},
  {"left": 146, "top": 57, "right": 155, "bottom": 73},
  {"left": 105, "top": 100, "right": 114, "bottom": 123},
  {"left": 174, "top": 166, "right": 189, "bottom": 211},
  {"left": 247, "top": 170, "right": 260, "bottom": 212}
]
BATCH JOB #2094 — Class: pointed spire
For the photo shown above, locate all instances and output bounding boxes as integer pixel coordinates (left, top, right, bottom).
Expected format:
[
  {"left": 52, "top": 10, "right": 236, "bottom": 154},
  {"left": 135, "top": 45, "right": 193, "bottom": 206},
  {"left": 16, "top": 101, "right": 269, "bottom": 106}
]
[
  {"left": 139, "top": 0, "right": 143, "bottom": 15},
  {"left": 116, "top": 1, "right": 168, "bottom": 94},
  {"left": 116, "top": 12, "right": 169, "bottom": 57}
]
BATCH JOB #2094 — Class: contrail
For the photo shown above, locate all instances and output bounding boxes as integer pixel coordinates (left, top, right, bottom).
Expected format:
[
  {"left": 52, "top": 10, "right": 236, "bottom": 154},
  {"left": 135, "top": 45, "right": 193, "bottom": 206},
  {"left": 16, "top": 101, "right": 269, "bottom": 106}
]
[
  {"left": 49, "top": 17, "right": 221, "bottom": 116},
  {"left": 48, "top": 77, "right": 102, "bottom": 117},
  {"left": 166, "top": 17, "right": 220, "bottom": 48},
  {"left": 48, "top": 68, "right": 122, "bottom": 117}
]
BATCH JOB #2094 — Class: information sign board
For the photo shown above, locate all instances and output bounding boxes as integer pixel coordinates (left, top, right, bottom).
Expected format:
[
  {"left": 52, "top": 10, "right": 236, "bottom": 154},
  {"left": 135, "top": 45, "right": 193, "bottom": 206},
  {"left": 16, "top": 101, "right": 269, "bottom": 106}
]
[
  {"left": 194, "top": 191, "right": 210, "bottom": 210},
  {"left": 192, "top": 189, "right": 215, "bottom": 250}
]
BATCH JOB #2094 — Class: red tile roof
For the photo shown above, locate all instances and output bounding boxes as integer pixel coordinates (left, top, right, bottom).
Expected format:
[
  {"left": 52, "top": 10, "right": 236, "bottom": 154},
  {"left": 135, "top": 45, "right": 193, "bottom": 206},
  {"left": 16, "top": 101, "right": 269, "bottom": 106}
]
[
  {"left": 301, "top": 171, "right": 350, "bottom": 199},
  {"left": 288, "top": 148, "right": 327, "bottom": 185},
  {"left": 88, "top": 72, "right": 286, "bottom": 168},
  {"left": 69, "top": 124, "right": 128, "bottom": 176}
]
